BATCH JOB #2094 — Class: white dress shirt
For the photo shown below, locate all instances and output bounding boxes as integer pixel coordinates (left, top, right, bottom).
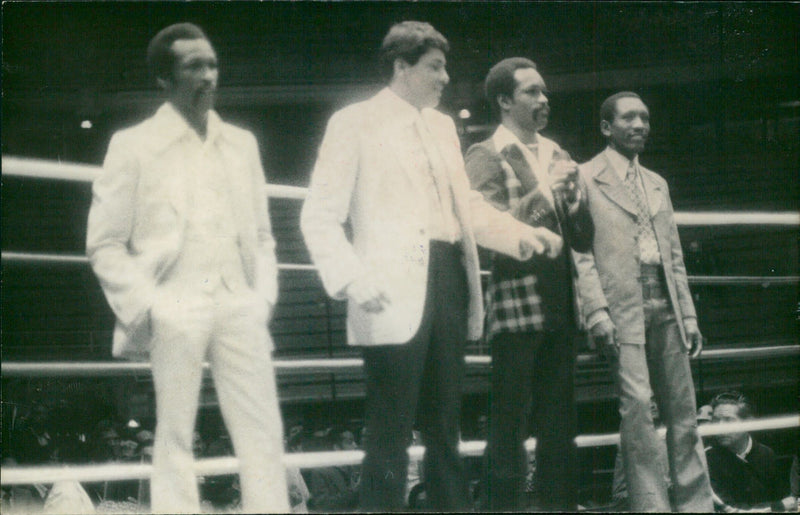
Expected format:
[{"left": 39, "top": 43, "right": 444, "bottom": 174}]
[{"left": 383, "top": 89, "right": 461, "bottom": 243}]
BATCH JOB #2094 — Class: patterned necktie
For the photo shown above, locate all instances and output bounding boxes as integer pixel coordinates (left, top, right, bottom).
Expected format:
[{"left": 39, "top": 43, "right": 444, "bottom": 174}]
[{"left": 623, "top": 162, "right": 661, "bottom": 264}]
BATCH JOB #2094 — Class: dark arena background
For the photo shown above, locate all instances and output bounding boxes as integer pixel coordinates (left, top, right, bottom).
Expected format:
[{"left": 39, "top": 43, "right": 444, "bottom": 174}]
[{"left": 2, "top": 1, "right": 798, "bottom": 511}]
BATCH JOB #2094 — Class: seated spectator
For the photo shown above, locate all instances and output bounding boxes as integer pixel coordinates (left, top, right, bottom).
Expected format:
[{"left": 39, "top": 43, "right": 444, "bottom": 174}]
[
  {"left": 200, "top": 433, "right": 240, "bottom": 512},
  {"left": 94, "top": 421, "right": 142, "bottom": 510},
  {"left": 10, "top": 403, "right": 56, "bottom": 466},
  {"left": 284, "top": 426, "right": 311, "bottom": 513},
  {"left": 1, "top": 461, "right": 95, "bottom": 515},
  {"left": 3, "top": 403, "right": 97, "bottom": 515},
  {"left": 135, "top": 430, "right": 154, "bottom": 462},
  {"left": 696, "top": 404, "right": 715, "bottom": 450},
  {"left": 522, "top": 447, "right": 537, "bottom": 510},
  {"left": 133, "top": 429, "right": 154, "bottom": 508},
  {"left": 43, "top": 480, "right": 95, "bottom": 515},
  {"left": 706, "top": 391, "right": 797, "bottom": 512},
  {"left": 698, "top": 404, "right": 714, "bottom": 424},
  {"left": 88, "top": 419, "right": 121, "bottom": 463},
  {"left": 1, "top": 457, "right": 48, "bottom": 514},
  {"left": 406, "top": 430, "right": 426, "bottom": 509},
  {"left": 286, "top": 465, "right": 311, "bottom": 514},
  {"left": 44, "top": 426, "right": 96, "bottom": 515},
  {"left": 306, "top": 428, "right": 359, "bottom": 512}
]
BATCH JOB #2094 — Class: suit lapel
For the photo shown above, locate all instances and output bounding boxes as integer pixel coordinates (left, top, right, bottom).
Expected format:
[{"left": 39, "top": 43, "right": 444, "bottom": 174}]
[
  {"left": 147, "top": 109, "right": 190, "bottom": 219},
  {"left": 592, "top": 155, "right": 639, "bottom": 217},
  {"left": 640, "top": 167, "right": 663, "bottom": 215},
  {"left": 423, "top": 112, "right": 468, "bottom": 231},
  {"left": 167, "top": 160, "right": 191, "bottom": 221},
  {"left": 500, "top": 143, "right": 538, "bottom": 192},
  {"left": 386, "top": 123, "right": 432, "bottom": 199}
]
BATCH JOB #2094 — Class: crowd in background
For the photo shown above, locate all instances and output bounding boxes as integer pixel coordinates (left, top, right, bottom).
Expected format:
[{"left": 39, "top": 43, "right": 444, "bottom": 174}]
[
  {"left": 2, "top": 395, "right": 419, "bottom": 513},
  {"left": 3, "top": 390, "right": 796, "bottom": 513}
]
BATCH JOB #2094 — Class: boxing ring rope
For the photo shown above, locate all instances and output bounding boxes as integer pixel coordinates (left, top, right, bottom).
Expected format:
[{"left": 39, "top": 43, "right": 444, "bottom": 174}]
[
  {"left": 1, "top": 251, "right": 319, "bottom": 272},
  {"left": 4, "top": 154, "right": 799, "bottom": 285},
  {"left": 2, "top": 344, "right": 799, "bottom": 379},
  {"left": 5, "top": 155, "right": 800, "bottom": 226},
  {"left": 3, "top": 155, "right": 799, "bottom": 487},
  {"left": 3, "top": 156, "right": 308, "bottom": 200},
  {"left": 3, "top": 415, "right": 797, "bottom": 486},
  {"left": 3, "top": 252, "right": 798, "bottom": 287}
]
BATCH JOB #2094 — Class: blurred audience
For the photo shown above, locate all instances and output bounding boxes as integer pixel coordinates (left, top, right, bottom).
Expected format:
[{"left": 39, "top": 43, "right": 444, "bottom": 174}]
[
  {"left": 3, "top": 401, "right": 96, "bottom": 514},
  {"left": 199, "top": 433, "right": 240, "bottom": 512},
  {"left": 697, "top": 404, "right": 714, "bottom": 425},
  {"left": 284, "top": 425, "right": 311, "bottom": 513},
  {"left": 306, "top": 427, "right": 360, "bottom": 512},
  {"left": 90, "top": 419, "right": 144, "bottom": 511},
  {"left": 406, "top": 430, "right": 426, "bottom": 509}
]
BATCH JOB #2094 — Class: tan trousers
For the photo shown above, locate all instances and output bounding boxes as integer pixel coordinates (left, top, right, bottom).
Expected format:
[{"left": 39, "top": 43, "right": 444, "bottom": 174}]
[{"left": 613, "top": 292, "right": 713, "bottom": 512}]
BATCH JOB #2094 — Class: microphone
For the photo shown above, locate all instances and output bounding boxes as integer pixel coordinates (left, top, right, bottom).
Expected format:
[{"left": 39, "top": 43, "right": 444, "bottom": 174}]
[{"left": 550, "top": 148, "right": 578, "bottom": 205}]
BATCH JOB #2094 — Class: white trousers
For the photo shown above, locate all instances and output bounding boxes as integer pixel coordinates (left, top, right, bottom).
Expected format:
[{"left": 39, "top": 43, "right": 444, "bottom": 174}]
[{"left": 149, "top": 284, "right": 288, "bottom": 513}]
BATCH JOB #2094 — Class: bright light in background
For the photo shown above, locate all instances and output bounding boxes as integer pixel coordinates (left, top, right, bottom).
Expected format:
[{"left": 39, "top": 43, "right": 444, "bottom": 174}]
[
  {"left": 80, "top": 120, "right": 93, "bottom": 129},
  {"left": 458, "top": 109, "right": 471, "bottom": 120}
]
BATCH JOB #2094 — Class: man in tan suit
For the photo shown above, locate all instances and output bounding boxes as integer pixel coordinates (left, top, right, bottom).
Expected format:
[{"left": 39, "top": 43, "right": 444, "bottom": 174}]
[
  {"left": 86, "top": 23, "right": 288, "bottom": 513},
  {"left": 573, "top": 91, "right": 713, "bottom": 512},
  {"left": 301, "top": 21, "right": 561, "bottom": 511}
]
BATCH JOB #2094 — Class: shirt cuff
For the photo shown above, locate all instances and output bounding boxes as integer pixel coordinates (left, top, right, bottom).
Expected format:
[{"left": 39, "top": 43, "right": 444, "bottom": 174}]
[
  {"left": 587, "top": 308, "right": 611, "bottom": 330},
  {"left": 683, "top": 316, "right": 698, "bottom": 330}
]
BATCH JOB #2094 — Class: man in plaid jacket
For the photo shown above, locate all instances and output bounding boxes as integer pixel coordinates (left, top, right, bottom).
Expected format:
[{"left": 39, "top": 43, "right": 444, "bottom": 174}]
[{"left": 465, "top": 57, "right": 593, "bottom": 511}]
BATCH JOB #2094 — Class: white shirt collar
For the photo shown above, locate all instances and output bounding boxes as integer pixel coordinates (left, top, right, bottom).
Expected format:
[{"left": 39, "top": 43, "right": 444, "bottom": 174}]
[
  {"left": 492, "top": 124, "right": 554, "bottom": 203},
  {"left": 736, "top": 435, "right": 754, "bottom": 461},
  {"left": 604, "top": 146, "right": 640, "bottom": 181},
  {"left": 492, "top": 124, "right": 538, "bottom": 154},
  {"left": 155, "top": 102, "right": 225, "bottom": 146},
  {"left": 379, "top": 87, "right": 426, "bottom": 127}
]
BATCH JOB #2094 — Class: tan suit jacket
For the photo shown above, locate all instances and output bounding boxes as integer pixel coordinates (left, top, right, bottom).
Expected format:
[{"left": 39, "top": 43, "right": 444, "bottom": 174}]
[
  {"left": 572, "top": 150, "right": 696, "bottom": 346},
  {"left": 301, "top": 88, "right": 530, "bottom": 345},
  {"left": 86, "top": 103, "right": 277, "bottom": 359}
]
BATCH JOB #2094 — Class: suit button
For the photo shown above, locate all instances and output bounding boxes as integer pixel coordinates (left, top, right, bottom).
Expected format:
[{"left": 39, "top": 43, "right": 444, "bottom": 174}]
[{"left": 419, "top": 229, "right": 426, "bottom": 235}]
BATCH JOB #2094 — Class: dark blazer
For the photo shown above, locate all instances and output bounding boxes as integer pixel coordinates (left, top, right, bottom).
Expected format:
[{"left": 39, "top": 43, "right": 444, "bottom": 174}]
[
  {"left": 465, "top": 134, "right": 593, "bottom": 329},
  {"left": 706, "top": 440, "right": 787, "bottom": 510}
]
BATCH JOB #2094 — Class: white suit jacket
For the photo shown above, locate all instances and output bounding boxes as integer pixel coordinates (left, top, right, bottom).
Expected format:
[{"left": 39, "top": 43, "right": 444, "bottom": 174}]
[
  {"left": 301, "top": 88, "right": 530, "bottom": 345},
  {"left": 86, "top": 103, "right": 278, "bottom": 359}
]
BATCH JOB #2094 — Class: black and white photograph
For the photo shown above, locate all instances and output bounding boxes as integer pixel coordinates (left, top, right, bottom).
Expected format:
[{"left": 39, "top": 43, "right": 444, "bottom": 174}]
[{"left": 2, "top": 2, "right": 798, "bottom": 513}]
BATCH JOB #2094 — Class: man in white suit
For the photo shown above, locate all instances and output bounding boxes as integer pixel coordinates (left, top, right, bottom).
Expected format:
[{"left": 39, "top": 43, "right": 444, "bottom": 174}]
[
  {"left": 86, "top": 23, "right": 288, "bottom": 513},
  {"left": 301, "top": 21, "right": 561, "bottom": 511}
]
